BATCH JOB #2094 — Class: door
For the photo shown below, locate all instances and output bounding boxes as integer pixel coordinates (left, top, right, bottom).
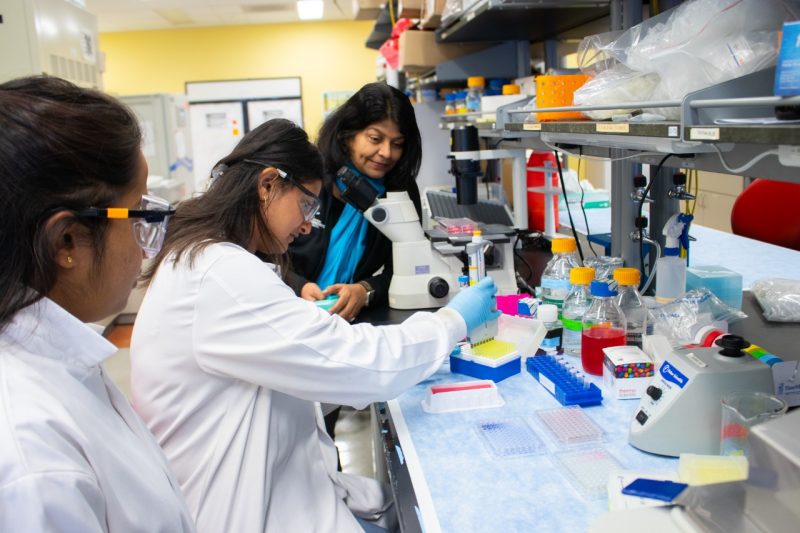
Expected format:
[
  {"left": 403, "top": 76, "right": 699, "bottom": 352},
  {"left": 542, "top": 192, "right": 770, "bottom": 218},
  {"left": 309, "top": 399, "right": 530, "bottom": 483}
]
[{"left": 189, "top": 101, "right": 244, "bottom": 192}]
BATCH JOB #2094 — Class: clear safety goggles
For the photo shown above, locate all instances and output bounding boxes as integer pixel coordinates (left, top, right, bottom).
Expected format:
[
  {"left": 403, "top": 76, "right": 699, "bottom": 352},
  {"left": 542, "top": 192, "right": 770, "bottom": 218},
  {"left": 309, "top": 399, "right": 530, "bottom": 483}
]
[
  {"left": 243, "top": 159, "right": 320, "bottom": 222},
  {"left": 77, "top": 194, "right": 176, "bottom": 258}
]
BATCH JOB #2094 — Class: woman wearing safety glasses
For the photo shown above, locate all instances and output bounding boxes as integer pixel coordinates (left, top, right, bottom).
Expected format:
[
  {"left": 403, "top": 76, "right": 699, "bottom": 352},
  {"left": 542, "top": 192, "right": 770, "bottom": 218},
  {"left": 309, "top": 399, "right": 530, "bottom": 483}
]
[
  {"left": 130, "top": 118, "right": 500, "bottom": 532},
  {"left": 0, "top": 76, "right": 192, "bottom": 531}
]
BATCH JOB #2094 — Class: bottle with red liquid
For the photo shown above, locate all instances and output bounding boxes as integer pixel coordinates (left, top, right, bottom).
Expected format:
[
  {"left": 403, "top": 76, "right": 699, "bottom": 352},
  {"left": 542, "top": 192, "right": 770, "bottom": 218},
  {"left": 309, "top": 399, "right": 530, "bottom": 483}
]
[{"left": 581, "top": 280, "right": 627, "bottom": 375}]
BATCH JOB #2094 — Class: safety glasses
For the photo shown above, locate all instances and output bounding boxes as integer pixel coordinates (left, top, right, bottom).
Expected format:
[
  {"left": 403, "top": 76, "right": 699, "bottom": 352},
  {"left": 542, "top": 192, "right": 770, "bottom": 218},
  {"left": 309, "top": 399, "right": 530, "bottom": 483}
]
[
  {"left": 243, "top": 159, "right": 320, "bottom": 222},
  {"left": 76, "top": 194, "right": 175, "bottom": 258}
]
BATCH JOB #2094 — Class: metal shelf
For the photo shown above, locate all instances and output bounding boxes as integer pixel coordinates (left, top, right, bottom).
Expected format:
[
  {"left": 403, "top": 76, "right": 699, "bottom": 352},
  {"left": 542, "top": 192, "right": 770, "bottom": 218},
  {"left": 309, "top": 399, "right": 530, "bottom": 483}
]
[
  {"left": 684, "top": 124, "right": 800, "bottom": 145},
  {"left": 436, "top": 0, "right": 609, "bottom": 43}
]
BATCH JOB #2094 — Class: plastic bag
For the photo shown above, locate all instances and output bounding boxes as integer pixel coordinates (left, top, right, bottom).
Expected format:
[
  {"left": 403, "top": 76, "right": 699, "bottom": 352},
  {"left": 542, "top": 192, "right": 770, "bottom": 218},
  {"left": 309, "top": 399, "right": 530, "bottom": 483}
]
[
  {"left": 573, "top": 66, "right": 660, "bottom": 120},
  {"left": 583, "top": 256, "right": 624, "bottom": 281},
  {"left": 574, "top": 0, "right": 795, "bottom": 119},
  {"left": 441, "top": 0, "right": 463, "bottom": 25},
  {"left": 751, "top": 278, "right": 800, "bottom": 322},
  {"left": 650, "top": 288, "right": 747, "bottom": 346},
  {"left": 576, "top": 30, "right": 625, "bottom": 75},
  {"left": 379, "top": 18, "right": 415, "bottom": 70}
]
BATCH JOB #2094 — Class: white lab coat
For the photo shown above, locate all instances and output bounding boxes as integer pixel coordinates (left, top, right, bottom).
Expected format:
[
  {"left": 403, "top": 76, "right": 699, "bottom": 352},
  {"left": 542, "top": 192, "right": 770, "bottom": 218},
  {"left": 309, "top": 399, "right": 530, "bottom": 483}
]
[
  {"left": 130, "top": 242, "right": 466, "bottom": 532},
  {"left": 0, "top": 297, "right": 195, "bottom": 532}
]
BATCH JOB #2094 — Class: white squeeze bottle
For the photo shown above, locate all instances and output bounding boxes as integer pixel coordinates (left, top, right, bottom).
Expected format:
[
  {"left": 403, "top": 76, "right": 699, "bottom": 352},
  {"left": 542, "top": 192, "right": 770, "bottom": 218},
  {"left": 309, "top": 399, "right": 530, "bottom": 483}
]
[{"left": 655, "top": 214, "right": 687, "bottom": 303}]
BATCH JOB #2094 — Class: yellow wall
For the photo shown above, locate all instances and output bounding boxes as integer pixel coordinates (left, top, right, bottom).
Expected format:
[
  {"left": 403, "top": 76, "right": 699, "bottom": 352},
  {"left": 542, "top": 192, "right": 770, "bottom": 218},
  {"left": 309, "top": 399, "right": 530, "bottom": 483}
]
[{"left": 100, "top": 20, "right": 378, "bottom": 137}]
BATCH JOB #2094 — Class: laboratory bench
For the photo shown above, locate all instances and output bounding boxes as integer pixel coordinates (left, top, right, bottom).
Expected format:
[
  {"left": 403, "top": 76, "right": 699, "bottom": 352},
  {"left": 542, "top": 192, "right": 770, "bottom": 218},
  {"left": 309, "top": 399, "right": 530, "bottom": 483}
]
[
  {"left": 358, "top": 241, "right": 798, "bottom": 531},
  {"left": 372, "top": 362, "right": 676, "bottom": 532}
]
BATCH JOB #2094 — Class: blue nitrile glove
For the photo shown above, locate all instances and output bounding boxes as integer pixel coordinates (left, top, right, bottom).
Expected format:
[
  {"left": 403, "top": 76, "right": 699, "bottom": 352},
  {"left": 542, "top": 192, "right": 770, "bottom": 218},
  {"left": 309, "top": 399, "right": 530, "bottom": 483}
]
[{"left": 446, "top": 276, "right": 502, "bottom": 333}]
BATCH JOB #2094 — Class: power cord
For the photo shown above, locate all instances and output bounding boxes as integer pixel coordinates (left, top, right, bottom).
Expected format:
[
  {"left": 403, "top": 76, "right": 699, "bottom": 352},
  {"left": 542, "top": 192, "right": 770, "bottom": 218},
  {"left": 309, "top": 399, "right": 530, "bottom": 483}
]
[
  {"left": 514, "top": 230, "right": 543, "bottom": 294},
  {"left": 576, "top": 147, "right": 598, "bottom": 257},
  {"left": 554, "top": 150, "right": 585, "bottom": 262}
]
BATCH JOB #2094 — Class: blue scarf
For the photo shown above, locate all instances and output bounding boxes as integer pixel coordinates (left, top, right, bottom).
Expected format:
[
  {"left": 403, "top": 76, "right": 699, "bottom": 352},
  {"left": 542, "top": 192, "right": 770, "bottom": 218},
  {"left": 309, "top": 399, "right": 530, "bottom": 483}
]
[{"left": 316, "top": 166, "right": 386, "bottom": 289}]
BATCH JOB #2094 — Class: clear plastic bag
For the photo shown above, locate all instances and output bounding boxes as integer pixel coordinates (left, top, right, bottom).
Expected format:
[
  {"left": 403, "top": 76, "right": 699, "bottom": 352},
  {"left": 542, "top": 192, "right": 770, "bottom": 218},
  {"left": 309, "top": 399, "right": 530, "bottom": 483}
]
[
  {"left": 574, "top": 0, "right": 796, "bottom": 119},
  {"left": 576, "top": 30, "right": 625, "bottom": 75},
  {"left": 650, "top": 288, "right": 747, "bottom": 346},
  {"left": 751, "top": 278, "right": 800, "bottom": 322},
  {"left": 573, "top": 66, "right": 660, "bottom": 120},
  {"left": 440, "top": 0, "right": 464, "bottom": 25}
]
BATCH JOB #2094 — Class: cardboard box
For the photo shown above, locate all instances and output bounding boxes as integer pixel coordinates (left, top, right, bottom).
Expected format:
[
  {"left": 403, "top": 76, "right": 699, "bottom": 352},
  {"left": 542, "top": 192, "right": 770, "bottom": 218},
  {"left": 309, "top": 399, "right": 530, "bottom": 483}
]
[
  {"left": 602, "top": 345, "right": 654, "bottom": 400},
  {"left": 420, "top": 0, "right": 447, "bottom": 28},
  {"left": 352, "top": 0, "right": 384, "bottom": 20},
  {"left": 398, "top": 30, "right": 483, "bottom": 71},
  {"left": 398, "top": 0, "right": 423, "bottom": 19}
]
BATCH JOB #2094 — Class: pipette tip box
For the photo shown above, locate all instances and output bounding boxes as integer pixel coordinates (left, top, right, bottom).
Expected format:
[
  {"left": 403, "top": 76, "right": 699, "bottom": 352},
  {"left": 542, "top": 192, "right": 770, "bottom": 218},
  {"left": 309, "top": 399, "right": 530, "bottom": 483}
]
[
  {"left": 451, "top": 340, "right": 520, "bottom": 383},
  {"left": 526, "top": 355, "right": 603, "bottom": 406},
  {"left": 421, "top": 380, "right": 505, "bottom": 414}
]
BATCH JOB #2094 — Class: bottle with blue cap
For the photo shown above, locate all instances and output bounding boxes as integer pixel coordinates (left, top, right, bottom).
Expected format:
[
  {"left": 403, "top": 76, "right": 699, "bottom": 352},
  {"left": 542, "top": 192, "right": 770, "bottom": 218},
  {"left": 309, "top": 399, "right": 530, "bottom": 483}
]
[{"left": 581, "top": 280, "right": 626, "bottom": 375}]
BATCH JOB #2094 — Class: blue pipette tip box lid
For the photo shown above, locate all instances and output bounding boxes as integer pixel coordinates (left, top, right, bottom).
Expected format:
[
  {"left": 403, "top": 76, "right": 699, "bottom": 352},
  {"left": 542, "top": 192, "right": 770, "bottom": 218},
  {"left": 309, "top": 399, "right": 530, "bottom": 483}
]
[{"left": 622, "top": 479, "right": 688, "bottom": 502}]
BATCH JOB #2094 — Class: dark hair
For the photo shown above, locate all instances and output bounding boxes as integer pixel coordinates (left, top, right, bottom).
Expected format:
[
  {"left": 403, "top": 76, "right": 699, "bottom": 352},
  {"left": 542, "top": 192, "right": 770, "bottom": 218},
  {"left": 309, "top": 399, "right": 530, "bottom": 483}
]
[
  {"left": 0, "top": 76, "right": 142, "bottom": 332},
  {"left": 317, "top": 82, "right": 421, "bottom": 192},
  {"left": 142, "top": 118, "right": 323, "bottom": 281}
]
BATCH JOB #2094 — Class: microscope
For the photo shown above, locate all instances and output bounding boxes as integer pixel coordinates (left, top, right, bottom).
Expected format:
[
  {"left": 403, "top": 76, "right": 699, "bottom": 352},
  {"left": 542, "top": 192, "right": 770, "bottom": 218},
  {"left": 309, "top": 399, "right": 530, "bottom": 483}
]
[{"left": 338, "top": 145, "right": 516, "bottom": 310}]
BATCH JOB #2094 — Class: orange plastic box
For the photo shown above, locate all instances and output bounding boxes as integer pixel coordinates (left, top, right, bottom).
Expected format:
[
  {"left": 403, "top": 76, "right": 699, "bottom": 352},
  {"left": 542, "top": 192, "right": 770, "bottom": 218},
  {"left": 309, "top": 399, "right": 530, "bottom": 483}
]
[{"left": 535, "top": 74, "right": 590, "bottom": 121}]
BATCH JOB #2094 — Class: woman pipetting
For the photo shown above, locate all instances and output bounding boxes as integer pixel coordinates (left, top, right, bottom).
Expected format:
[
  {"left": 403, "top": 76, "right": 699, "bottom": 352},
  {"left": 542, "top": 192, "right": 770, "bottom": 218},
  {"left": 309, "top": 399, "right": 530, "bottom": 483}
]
[
  {"left": 130, "top": 117, "right": 499, "bottom": 532},
  {"left": 0, "top": 76, "right": 193, "bottom": 531}
]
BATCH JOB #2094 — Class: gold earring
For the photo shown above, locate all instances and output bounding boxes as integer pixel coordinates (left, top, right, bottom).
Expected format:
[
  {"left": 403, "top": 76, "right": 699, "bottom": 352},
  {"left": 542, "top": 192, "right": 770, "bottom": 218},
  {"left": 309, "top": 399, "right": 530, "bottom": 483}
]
[{"left": 67, "top": 256, "right": 73, "bottom": 264}]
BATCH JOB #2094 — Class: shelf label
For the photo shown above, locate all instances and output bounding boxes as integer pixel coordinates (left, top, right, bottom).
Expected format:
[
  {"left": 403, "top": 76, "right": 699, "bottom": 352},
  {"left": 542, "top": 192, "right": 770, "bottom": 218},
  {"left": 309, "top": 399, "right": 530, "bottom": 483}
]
[
  {"left": 689, "top": 127, "right": 720, "bottom": 140},
  {"left": 596, "top": 123, "right": 630, "bottom": 134},
  {"left": 523, "top": 123, "right": 542, "bottom": 131},
  {"left": 668, "top": 126, "right": 679, "bottom": 137}
]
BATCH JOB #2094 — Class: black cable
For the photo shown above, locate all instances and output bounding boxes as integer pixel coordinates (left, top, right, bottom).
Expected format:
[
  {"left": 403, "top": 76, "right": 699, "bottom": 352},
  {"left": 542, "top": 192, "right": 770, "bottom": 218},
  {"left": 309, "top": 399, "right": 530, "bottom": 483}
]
[
  {"left": 576, "top": 147, "right": 598, "bottom": 257},
  {"left": 513, "top": 230, "right": 534, "bottom": 281},
  {"left": 638, "top": 153, "right": 675, "bottom": 289},
  {"left": 554, "top": 150, "right": 584, "bottom": 262}
]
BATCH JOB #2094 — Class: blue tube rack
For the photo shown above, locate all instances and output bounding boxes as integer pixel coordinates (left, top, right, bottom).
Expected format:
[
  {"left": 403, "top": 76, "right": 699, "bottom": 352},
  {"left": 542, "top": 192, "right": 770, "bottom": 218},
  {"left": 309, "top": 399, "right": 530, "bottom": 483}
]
[{"left": 526, "top": 356, "right": 603, "bottom": 407}]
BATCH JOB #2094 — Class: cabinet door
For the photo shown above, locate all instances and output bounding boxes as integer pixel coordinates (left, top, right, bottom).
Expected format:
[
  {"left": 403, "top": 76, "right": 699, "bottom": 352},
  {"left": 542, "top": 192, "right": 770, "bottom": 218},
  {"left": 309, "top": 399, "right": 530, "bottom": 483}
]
[
  {"left": 189, "top": 102, "right": 245, "bottom": 192},
  {"left": 246, "top": 99, "right": 303, "bottom": 130}
]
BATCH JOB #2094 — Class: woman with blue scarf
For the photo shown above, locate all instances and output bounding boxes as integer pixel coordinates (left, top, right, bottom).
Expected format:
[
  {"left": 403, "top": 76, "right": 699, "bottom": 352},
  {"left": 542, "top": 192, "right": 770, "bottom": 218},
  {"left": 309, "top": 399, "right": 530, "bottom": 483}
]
[{"left": 287, "top": 83, "right": 422, "bottom": 321}]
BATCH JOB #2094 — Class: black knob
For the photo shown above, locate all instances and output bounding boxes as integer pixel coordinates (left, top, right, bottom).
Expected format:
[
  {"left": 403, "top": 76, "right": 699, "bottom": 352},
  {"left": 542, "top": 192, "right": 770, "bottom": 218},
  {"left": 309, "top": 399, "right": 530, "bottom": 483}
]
[
  {"left": 428, "top": 277, "right": 450, "bottom": 299},
  {"left": 370, "top": 206, "right": 387, "bottom": 223},
  {"left": 646, "top": 385, "right": 662, "bottom": 400},
  {"left": 633, "top": 175, "right": 647, "bottom": 188},
  {"left": 634, "top": 216, "right": 648, "bottom": 229},
  {"left": 673, "top": 172, "right": 687, "bottom": 186},
  {"left": 715, "top": 335, "right": 750, "bottom": 357}
]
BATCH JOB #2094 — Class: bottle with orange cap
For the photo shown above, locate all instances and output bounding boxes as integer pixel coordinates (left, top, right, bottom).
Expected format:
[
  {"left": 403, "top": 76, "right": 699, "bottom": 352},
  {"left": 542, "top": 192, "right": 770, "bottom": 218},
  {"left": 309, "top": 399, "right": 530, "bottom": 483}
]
[
  {"left": 540, "top": 237, "right": 581, "bottom": 311},
  {"left": 614, "top": 267, "right": 647, "bottom": 348},
  {"left": 562, "top": 266, "right": 596, "bottom": 357},
  {"left": 466, "top": 76, "right": 485, "bottom": 113}
]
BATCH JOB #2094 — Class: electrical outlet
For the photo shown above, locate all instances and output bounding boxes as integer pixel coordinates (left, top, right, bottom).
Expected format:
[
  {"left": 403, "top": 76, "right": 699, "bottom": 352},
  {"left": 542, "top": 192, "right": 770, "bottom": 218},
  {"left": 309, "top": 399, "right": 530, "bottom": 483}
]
[{"left": 778, "top": 145, "right": 800, "bottom": 167}]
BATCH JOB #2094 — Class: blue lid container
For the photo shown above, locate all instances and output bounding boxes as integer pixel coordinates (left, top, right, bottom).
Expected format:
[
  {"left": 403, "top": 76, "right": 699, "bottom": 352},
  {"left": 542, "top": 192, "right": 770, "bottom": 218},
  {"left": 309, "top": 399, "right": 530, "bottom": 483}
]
[{"left": 686, "top": 265, "right": 743, "bottom": 310}]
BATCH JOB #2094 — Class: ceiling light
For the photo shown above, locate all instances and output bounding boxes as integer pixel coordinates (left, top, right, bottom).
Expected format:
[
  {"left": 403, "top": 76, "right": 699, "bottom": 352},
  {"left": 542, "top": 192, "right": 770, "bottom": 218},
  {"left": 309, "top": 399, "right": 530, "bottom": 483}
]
[{"left": 297, "top": 0, "right": 323, "bottom": 20}]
